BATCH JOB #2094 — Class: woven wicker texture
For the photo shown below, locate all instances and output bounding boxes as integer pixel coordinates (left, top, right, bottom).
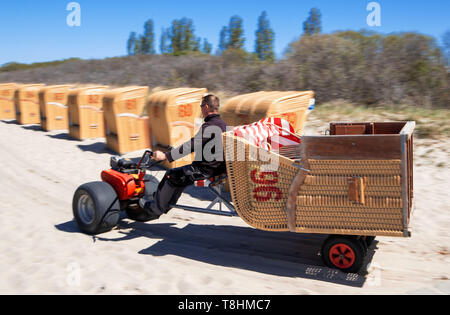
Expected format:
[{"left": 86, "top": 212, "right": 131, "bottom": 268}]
[
  {"left": 68, "top": 86, "right": 109, "bottom": 140},
  {"left": 15, "top": 84, "right": 46, "bottom": 125},
  {"left": 103, "top": 86, "right": 150, "bottom": 154},
  {"left": 223, "top": 132, "right": 298, "bottom": 231},
  {"left": 39, "top": 85, "right": 73, "bottom": 131},
  {"left": 221, "top": 91, "right": 314, "bottom": 135},
  {"left": 0, "top": 83, "right": 19, "bottom": 120},
  {"left": 294, "top": 159, "right": 404, "bottom": 237},
  {"left": 224, "top": 130, "right": 410, "bottom": 237}
]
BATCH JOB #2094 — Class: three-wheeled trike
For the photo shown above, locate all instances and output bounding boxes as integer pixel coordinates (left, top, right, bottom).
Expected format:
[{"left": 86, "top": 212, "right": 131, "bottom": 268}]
[{"left": 73, "top": 121, "right": 415, "bottom": 273}]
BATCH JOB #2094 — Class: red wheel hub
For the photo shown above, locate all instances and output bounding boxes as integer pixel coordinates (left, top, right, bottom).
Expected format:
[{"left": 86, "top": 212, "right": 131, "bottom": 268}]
[{"left": 329, "top": 243, "right": 356, "bottom": 269}]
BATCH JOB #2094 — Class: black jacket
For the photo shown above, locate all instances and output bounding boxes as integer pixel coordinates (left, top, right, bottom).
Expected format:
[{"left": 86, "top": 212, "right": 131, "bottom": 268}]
[{"left": 165, "top": 114, "right": 228, "bottom": 176}]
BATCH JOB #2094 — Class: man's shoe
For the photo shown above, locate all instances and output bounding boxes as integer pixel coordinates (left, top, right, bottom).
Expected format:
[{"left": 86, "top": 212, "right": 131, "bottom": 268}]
[{"left": 139, "top": 196, "right": 163, "bottom": 217}]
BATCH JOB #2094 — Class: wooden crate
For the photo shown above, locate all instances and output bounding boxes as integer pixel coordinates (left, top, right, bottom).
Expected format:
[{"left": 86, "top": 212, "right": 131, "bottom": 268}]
[
  {"left": 68, "top": 86, "right": 109, "bottom": 140},
  {"left": 221, "top": 91, "right": 315, "bottom": 135},
  {"left": 0, "top": 83, "right": 19, "bottom": 120},
  {"left": 15, "top": 84, "right": 46, "bottom": 124},
  {"left": 103, "top": 86, "right": 151, "bottom": 154}
]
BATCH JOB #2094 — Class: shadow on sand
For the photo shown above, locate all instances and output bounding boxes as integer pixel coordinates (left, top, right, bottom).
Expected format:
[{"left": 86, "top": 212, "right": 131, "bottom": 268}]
[
  {"left": 21, "top": 124, "right": 43, "bottom": 131},
  {"left": 1, "top": 119, "right": 20, "bottom": 125},
  {"left": 77, "top": 142, "right": 116, "bottom": 155},
  {"left": 47, "top": 132, "right": 79, "bottom": 142},
  {"left": 55, "top": 218, "right": 378, "bottom": 288}
]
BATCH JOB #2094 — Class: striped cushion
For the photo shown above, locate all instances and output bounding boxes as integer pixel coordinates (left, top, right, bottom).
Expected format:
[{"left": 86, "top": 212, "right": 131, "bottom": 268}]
[
  {"left": 233, "top": 117, "right": 301, "bottom": 152},
  {"left": 194, "top": 176, "right": 222, "bottom": 187}
]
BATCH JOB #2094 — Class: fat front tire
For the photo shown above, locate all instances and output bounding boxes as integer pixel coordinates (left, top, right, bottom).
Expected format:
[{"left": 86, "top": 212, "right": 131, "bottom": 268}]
[
  {"left": 321, "top": 235, "right": 365, "bottom": 273},
  {"left": 73, "top": 182, "right": 121, "bottom": 235}
]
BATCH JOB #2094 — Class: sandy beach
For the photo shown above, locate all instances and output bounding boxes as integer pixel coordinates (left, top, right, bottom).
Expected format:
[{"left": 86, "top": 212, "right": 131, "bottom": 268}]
[{"left": 0, "top": 118, "right": 449, "bottom": 295}]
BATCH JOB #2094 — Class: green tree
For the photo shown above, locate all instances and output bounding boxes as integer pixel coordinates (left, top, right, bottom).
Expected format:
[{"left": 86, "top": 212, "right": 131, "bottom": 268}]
[
  {"left": 202, "top": 38, "right": 212, "bottom": 54},
  {"left": 169, "top": 18, "right": 199, "bottom": 55},
  {"left": 255, "top": 11, "right": 275, "bottom": 62},
  {"left": 181, "top": 18, "right": 195, "bottom": 52},
  {"left": 141, "top": 19, "right": 155, "bottom": 54},
  {"left": 218, "top": 26, "right": 229, "bottom": 54},
  {"left": 303, "top": 8, "right": 322, "bottom": 36},
  {"left": 160, "top": 27, "right": 171, "bottom": 54},
  {"left": 193, "top": 37, "right": 202, "bottom": 52},
  {"left": 228, "top": 15, "right": 245, "bottom": 49},
  {"left": 169, "top": 20, "right": 182, "bottom": 54},
  {"left": 134, "top": 36, "right": 142, "bottom": 55},
  {"left": 443, "top": 30, "right": 450, "bottom": 64},
  {"left": 127, "top": 32, "right": 137, "bottom": 55}
]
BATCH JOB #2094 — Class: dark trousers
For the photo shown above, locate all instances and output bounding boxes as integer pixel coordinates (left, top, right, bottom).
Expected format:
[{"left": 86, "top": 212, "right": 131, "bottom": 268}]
[{"left": 149, "top": 164, "right": 210, "bottom": 215}]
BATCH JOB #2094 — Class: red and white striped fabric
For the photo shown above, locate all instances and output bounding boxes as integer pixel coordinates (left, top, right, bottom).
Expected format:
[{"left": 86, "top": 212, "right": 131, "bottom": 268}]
[
  {"left": 233, "top": 117, "right": 301, "bottom": 151},
  {"left": 194, "top": 176, "right": 222, "bottom": 187}
]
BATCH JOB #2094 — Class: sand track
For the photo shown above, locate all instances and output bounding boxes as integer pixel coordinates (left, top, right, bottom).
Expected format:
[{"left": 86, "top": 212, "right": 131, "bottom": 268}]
[{"left": 0, "top": 120, "right": 449, "bottom": 294}]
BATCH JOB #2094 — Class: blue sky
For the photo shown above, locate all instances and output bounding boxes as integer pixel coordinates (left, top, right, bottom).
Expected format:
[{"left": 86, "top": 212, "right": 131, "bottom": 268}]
[{"left": 0, "top": 0, "right": 449, "bottom": 64}]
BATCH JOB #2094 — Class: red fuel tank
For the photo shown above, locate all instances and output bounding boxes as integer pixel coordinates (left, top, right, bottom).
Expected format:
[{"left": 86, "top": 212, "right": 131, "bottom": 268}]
[{"left": 101, "top": 169, "right": 138, "bottom": 201}]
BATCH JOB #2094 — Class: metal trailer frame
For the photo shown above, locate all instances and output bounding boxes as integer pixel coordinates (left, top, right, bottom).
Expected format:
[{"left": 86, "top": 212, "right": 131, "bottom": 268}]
[{"left": 169, "top": 176, "right": 239, "bottom": 217}]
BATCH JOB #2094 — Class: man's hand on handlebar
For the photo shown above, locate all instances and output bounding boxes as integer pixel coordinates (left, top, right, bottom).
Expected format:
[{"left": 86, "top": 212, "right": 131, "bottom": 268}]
[{"left": 153, "top": 151, "right": 167, "bottom": 162}]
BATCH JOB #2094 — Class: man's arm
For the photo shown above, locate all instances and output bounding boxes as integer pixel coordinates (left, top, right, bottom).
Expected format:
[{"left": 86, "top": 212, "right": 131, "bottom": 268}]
[
  {"left": 164, "top": 136, "right": 197, "bottom": 162},
  {"left": 163, "top": 123, "right": 210, "bottom": 162},
  {"left": 155, "top": 121, "right": 222, "bottom": 163}
]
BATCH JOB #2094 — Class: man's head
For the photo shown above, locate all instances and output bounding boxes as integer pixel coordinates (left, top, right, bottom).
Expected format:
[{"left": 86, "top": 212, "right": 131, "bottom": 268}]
[{"left": 200, "top": 94, "right": 220, "bottom": 118}]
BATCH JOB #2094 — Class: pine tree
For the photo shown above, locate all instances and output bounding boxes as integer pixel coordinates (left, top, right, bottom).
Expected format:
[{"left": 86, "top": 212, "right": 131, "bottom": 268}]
[
  {"left": 443, "top": 30, "right": 450, "bottom": 65},
  {"left": 193, "top": 37, "right": 201, "bottom": 52},
  {"left": 160, "top": 28, "right": 171, "bottom": 54},
  {"left": 182, "top": 18, "right": 197, "bottom": 52},
  {"left": 169, "top": 18, "right": 199, "bottom": 55},
  {"left": 218, "top": 26, "right": 229, "bottom": 53},
  {"left": 169, "top": 20, "right": 182, "bottom": 54},
  {"left": 134, "top": 35, "right": 142, "bottom": 55},
  {"left": 228, "top": 15, "right": 245, "bottom": 49},
  {"left": 303, "top": 8, "right": 322, "bottom": 36},
  {"left": 127, "top": 32, "right": 137, "bottom": 55},
  {"left": 255, "top": 11, "right": 275, "bottom": 61},
  {"left": 202, "top": 38, "right": 212, "bottom": 54},
  {"left": 141, "top": 19, "right": 155, "bottom": 54}
]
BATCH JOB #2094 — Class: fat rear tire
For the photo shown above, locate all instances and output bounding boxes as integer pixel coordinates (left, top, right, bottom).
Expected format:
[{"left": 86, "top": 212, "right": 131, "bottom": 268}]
[{"left": 73, "top": 182, "right": 120, "bottom": 235}]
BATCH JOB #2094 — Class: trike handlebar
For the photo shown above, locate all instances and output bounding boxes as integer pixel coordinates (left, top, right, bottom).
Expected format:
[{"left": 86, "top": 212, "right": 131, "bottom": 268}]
[
  {"left": 137, "top": 150, "right": 155, "bottom": 170},
  {"left": 137, "top": 145, "right": 173, "bottom": 170}
]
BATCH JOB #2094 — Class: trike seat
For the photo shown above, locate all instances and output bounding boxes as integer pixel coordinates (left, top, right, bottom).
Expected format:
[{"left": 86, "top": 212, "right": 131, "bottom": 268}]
[{"left": 194, "top": 174, "right": 228, "bottom": 188}]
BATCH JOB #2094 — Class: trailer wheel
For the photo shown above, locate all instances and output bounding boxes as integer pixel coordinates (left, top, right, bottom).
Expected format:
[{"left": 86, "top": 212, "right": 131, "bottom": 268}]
[
  {"left": 365, "top": 236, "right": 376, "bottom": 247},
  {"left": 355, "top": 236, "right": 368, "bottom": 256},
  {"left": 73, "top": 182, "right": 121, "bottom": 235},
  {"left": 321, "top": 235, "right": 365, "bottom": 273}
]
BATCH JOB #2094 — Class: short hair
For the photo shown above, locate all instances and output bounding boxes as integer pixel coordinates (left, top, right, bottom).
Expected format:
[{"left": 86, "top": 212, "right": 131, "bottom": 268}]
[{"left": 202, "top": 94, "right": 220, "bottom": 112}]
